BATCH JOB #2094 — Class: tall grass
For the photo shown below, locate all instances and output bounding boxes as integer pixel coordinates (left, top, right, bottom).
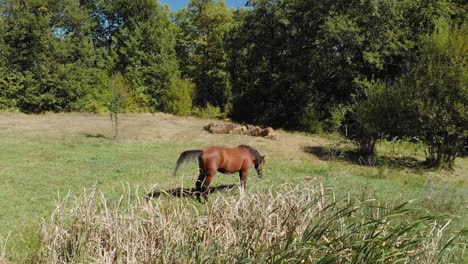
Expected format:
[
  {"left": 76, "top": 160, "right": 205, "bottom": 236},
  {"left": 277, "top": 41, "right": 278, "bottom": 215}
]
[
  {"left": 37, "top": 185, "right": 466, "bottom": 263},
  {"left": 0, "top": 232, "right": 10, "bottom": 263}
]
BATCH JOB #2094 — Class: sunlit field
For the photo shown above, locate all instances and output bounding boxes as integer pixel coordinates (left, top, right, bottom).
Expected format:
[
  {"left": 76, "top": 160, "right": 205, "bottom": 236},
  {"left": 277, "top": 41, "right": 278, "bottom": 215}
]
[{"left": 0, "top": 113, "right": 466, "bottom": 262}]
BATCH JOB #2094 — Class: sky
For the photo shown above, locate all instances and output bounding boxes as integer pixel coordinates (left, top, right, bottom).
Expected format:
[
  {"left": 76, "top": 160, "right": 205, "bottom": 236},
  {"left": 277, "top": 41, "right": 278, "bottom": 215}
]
[{"left": 160, "top": 0, "right": 247, "bottom": 11}]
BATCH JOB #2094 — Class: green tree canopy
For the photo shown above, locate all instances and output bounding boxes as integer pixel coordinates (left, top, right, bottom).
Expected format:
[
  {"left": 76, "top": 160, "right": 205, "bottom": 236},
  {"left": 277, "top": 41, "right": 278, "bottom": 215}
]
[
  {"left": 175, "top": 0, "right": 233, "bottom": 108},
  {"left": 352, "top": 20, "right": 467, "bottom": 167}
]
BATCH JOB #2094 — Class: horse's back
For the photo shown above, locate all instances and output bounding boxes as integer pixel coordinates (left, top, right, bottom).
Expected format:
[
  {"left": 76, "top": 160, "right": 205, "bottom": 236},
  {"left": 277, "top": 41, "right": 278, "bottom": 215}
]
[
  {"left": 204, "top": 145, "right": 249, "bottom": 157},
  {"left": 202, "top": 146, "right": 252, "bottom": 172},
  {"left": 201, "top": 146, "right": 224, "bottom": 164}
]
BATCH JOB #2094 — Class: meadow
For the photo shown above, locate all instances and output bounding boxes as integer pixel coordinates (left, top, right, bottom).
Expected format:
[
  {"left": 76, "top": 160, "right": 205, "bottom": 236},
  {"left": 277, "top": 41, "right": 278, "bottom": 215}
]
[{"left": 0, "top": 113, "right": 466, "bottom": 263}]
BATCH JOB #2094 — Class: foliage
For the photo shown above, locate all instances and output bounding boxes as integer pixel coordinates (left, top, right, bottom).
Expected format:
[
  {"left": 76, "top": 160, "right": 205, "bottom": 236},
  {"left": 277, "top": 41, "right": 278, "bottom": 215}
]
[
  {"left": 0, "top": 0, "right": 179, "bottom": 113},
  {"left": 227, "top": 0, "right": 453, "bottom": 128},
  {"left": 175, "top": 0, "right": 233, "bottom": 108},
  {"left": 350, "top": 80, "right": 408, "bottom": 155},
  {"left": 110, "top": 1, "right": 180, "bottom": 111},
  {"left": 402, "top": 21, "right": 467, "bottom": 168},
  {"left": 351, "top": 21, "right": 467, "bottom": 167},
  {"left": 162, "top": 78, "right": 196, "bottom": 116},
  {"left": 0, "top": 74, "right": 21, "bottom": 111},
  {"left": 109, "top": 73, "right": 129, "bottom": 139},
  {"left": 299, "top": 102, "right": 323, "bottom": 134},
  {"left": 193, "top": 103, "right": 226, "bottom": 119},
  {"left": 0, "top": 0, "right": 466, "bottom": 166},
  {"left": 0, "top": 0, "right": 110, "bottom": 113},
  {"left": 324, "top": 104, "right": 349, "bottom": 133}
]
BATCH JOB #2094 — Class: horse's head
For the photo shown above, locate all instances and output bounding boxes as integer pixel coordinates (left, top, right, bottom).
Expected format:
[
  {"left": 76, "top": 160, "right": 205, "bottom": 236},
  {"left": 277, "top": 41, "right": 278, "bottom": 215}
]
[{"left": 255, "top": 155, "right": 266, "bottom": 178}]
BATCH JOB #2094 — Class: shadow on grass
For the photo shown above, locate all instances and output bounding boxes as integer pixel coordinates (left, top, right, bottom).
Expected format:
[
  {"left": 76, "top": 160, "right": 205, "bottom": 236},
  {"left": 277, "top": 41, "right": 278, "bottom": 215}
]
[
  {"left": 146, "top": 184, "right": 237, "bottom": 200},
  {"left": 303, "top": 146, "right": 426, "bottom": 170},
  {"left": 82, "top": 133, "right": 112, "bottom": 140}
]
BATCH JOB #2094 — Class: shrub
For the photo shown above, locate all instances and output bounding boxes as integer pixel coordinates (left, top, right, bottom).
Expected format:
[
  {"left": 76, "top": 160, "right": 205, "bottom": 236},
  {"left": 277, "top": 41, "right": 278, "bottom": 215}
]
[
  {"left": 349, "top": 80, "right": 415, "bottom": 155},
  {"left": 162, "top": 78, "right": 195, "bottom": 116},
  {"left": 193, "top": 103, "right": 227, "bottom": 119},
  {"left": 405, "top": 21, "right": 467, "bottom": 168},
  {"left": 69, "top": 72, "right": 110, "bottom": 113},
  {"left": 349, "top": 21, "right": 467, "bottom": 167},
  {"left": 109, "top": 73, "right": 130, "bottom": 139},
  {"left": 299, "top": 102, "right": 323, "bottom": 134},
  {"left": 324, "top": 104, "right": 349, "bottom": 133},
  {"left": 0, "top": 74, "right": 21, "bottom": 111}
]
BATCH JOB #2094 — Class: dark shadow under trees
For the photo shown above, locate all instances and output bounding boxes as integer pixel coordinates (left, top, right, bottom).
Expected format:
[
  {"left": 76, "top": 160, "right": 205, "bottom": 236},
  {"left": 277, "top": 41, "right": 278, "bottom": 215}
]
[{"left": 303, "top": 146, "right": 427, "bottom": 170}]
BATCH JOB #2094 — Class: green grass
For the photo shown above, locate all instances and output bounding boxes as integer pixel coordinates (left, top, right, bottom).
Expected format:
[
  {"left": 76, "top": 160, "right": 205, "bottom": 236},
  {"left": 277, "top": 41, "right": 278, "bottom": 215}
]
[{"left": 0, "top": 113, "right": 466, "bottom": 262}]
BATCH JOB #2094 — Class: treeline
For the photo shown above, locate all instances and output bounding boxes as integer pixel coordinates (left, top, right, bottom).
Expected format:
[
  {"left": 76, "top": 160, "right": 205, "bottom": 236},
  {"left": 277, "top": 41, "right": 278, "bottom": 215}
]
[{"left": 0, "top": 0, "right": 466, "bottom": 167}]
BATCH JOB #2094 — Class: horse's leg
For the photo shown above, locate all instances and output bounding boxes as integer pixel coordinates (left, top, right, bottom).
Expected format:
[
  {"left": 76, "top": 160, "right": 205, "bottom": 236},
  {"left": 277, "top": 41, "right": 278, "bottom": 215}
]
[
  {"left": 200, "top": 169, "right": 215, "bottom": 202},
  {"left": 239, "top": 169, "right": 248, "bottom": 190},
  {"left": 195, "top": 168, "right": 207, "bottom": 202}
]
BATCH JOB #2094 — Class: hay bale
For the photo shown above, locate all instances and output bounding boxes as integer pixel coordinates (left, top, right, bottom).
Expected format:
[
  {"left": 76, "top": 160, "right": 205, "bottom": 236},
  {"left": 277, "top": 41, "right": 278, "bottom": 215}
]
[
  {"left": 249, "top": 128, "right": 263, "bottom": 137},
  {"left": 204, "top": 123, "right": 276, "bottom": 139},
  {"left": 259, "top": 127, "right": 275, "bottom": 137},
  {"left": 208, "top": 124, "right": 230, "bottom": 134},
  {"left": 246, "top": 124, "right": 258, "bottom": 130},
  {"left": 265, "top": 133, "right": 279, "bottom": 140},
  {"left": 259, "top": 129, "right": 269, "bottom": 137},
  {"left": 228, "top": 129, "right": 243, "bottom": 135},
  {"left": 230, "top": 125, "right": 246, "bottom": 135},
  {"left": 203, "top": 123, "right": 214, "bottom": 131},
  {"left": 225, "top": 123, "right": 237, "bottom": 130}
]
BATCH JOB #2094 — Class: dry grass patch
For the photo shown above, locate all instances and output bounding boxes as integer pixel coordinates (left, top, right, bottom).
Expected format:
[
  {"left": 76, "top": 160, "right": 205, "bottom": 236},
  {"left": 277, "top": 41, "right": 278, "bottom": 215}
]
[{"left": 38, "top": 185, "right": 466, "bottom": 263}]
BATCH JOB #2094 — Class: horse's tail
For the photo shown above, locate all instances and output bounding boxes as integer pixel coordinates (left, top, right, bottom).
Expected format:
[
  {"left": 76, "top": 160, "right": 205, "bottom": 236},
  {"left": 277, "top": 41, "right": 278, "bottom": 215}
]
[{"left": 174, "top": 150, "right": 203, "bottom": 176}]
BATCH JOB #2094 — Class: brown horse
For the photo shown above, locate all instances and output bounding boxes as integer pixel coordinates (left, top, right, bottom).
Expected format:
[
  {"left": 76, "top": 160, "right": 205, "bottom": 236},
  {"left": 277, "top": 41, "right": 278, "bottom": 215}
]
[{"left": 174, "top": 145, "right": 265, "bottom": 201}]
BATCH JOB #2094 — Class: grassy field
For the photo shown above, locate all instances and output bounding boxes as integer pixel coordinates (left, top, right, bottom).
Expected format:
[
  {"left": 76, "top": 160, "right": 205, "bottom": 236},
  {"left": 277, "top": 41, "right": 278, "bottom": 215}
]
[{"left": 0, "top": 113, "right": 466, "bottom": 262}]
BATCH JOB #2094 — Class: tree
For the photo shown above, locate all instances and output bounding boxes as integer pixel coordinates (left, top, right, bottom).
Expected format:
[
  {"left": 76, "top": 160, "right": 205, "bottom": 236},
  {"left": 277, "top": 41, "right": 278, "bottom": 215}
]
[
  {"left": 50, "top": 0, "right": 109, "bottom": 112},
  {"left": 1, "top": 0, "right": 107, "bottom": 112},
  {"left": 162, "top": 78, "right": 195, "bottom": 116},
  {"left": 1, "top": 0, "right": 179, "bottom": 113},
  {"left": 0, "top": 8, "right": 16, "bottom": 110},
  {"left": 109, "top": 73, "right": 129, "bottom": 139},
  {"left": 1, "top": 0, "right": 57, "bottom": 112},
  {"left": 351, "top": 21, "right": 467, "bottom": 167},
  {"left": 228, "top": 0, "right": 460, "bottom": 131},
  {"left": 229, "top": 0, "right": 300, "bottom": 127},
  {"left": 111, "top": 0, "right": 179, "bottom": 111},
  {"left": 403, "top": 21, "right": 467, "bottom": 167},
  {"left": 351, "top": 80, "right": 417, "bottom": 155},
  {"left": 175, "top": 0, "right": 233, "bottom": 108}
]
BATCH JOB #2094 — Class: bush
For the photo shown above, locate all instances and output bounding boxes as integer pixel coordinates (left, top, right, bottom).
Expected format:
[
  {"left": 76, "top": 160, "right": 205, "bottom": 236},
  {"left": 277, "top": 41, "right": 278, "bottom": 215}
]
[
  {"left": 162, "top": 78, "right": 195, "bottom": 116},
  {"left": 299, "top": 102, "right": 323, "bottom": 134},
  {"left": 352, "top": 79, "right": 421, "bottom": 155},
  {"left": 349, "top": 21, "right": 467, "bottom": 167},
  {"left": 193, "top": 103, "right": 227, "bottom": 119},
  {"left": 324, "top": 104, "right": 349, "bottom": 133},
  {"left": 109, "top": 73, "right": 130, "bottom": 139},
  {"left": 407, "top": 21, "right": 467, "bottom": 168},
  {"left": 69, "top": 72, "right": 110, "bottom": 113},
  {"left": 0, "top": 74, "right": 21, "bottom": 111}
]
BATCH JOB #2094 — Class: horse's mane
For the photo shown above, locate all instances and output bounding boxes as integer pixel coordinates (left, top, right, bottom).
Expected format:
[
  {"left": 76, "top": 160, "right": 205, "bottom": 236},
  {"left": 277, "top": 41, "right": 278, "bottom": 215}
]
[{"left": 239, "top": 145, "right": 263, "bottom": 163}]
